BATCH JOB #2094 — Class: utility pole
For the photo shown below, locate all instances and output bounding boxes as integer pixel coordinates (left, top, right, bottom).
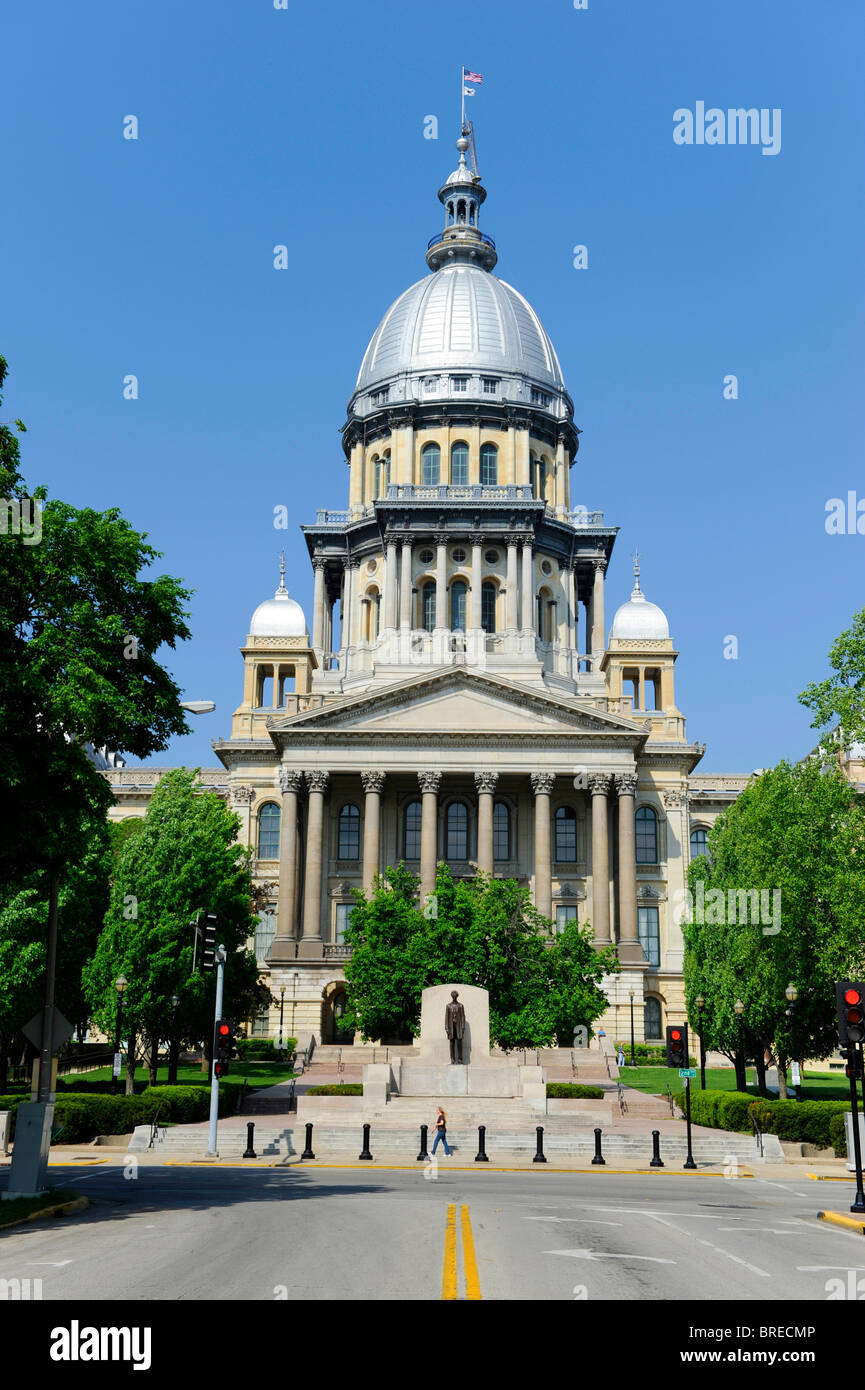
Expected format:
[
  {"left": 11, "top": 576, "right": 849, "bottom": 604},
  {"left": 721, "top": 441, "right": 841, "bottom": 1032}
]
[{"left": 205, "top": 944, "right": 226, "bottom": 1157}]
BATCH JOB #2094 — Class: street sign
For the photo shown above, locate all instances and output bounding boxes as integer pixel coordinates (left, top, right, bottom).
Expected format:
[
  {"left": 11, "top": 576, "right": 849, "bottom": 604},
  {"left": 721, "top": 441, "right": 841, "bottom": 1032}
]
[
  {"left": 790, "top": 1061, "right": 801, "bottom": 1086},
  {"left": 112, "top": 1053, "right": 122, "bottom": 1078},
  {"left": 21, "top": 1007, "right": 75, "bottom": 1052},
  {"left": 679, "top": 1068, "right": 697, "bottom": 1078}
]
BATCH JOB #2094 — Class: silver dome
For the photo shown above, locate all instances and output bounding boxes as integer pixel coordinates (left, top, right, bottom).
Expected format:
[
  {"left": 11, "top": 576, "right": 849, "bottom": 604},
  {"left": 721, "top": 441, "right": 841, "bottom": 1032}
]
[
  {"left": 249, "top": 566, "right": 307, "bottom": 638},
  {"left": 352, "top": 263, "right": 566, "bottom": 401},
  {"left": 609, "top": 586, "right": 670, "bottom": 643}
]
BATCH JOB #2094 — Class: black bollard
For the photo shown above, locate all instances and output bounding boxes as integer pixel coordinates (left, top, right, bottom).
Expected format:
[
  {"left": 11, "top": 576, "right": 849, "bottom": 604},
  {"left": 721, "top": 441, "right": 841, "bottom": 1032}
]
[
  {"left": 417, "top": 1123, "right": 429, "bottom": 1162},
  {"left": 475, "top": 1124, "right": 489, "bottom": 1162},
  {"left": 359, "top": 1122, "right": 373, "bottom": 1160},
  {"left": 650, "top": 1129, "right": 664, "bottom": 1168},
  {"left": 591, "top": 1126, "right": 606, "bottom": 1166},
  {"left": 533, "top": 1125, "right": 547, "bottom": 1164},
  {"left": 243, "top": 1121, "right": 257, "bottom": 1159},
  {"left": 301, "top": 1122, "right": 315, "bottom": 1160}
]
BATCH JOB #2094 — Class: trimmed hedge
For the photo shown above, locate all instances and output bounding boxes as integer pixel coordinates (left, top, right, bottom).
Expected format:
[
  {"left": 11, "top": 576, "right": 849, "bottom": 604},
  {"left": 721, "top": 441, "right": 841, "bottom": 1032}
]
[
  {"left": 617, "top": 1042, "right": 697, "bottom": 1067},
  {"left": 830, "top": 1112, "right": 848, "bottom": 1159},
  {"left": 0, "top": 1085, "right": 240, "bottom": 1144},
  {"left": 236, "top": 1038, "right": 296, "bottom": 1059},
  {"left": 672, "top": 1088, "right": 852, "bottom": 1151},
  {"left": 546, "top": 1083, "right": 605, "bottom": 1100},
  {"left": 305, "top": 1083, "right": 363, "bottom": 1096}
]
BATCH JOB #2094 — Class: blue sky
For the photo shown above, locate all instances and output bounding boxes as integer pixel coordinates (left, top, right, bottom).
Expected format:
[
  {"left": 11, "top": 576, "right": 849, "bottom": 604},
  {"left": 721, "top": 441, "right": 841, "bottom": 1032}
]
[{"left": 2, "top": 0, "right": 862, "bottom": 772}]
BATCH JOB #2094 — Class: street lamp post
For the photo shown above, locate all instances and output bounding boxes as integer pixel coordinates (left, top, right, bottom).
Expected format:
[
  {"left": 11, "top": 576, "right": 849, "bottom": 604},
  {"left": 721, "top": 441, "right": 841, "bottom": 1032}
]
[
  {"left": 695, "top": 994, "right": 706, "bottom": 1091},
  {"left": 111, "top": 974, "right": 128, "bottom": 1096},
  {"left": 785, "top": 982, "right": 801, "bottom": 1102},
  {"left": 734, "top": 998, "right": 746, "bottom": 1092},
  {"left": 629, "top": 989, "right": 636, "bottom": 1068},
  {"left": 168, "top": 993, "right": 180, "bottom": 1086},
  {"left": 278, "top": 987, "right": 286, "bottom": 1059}
]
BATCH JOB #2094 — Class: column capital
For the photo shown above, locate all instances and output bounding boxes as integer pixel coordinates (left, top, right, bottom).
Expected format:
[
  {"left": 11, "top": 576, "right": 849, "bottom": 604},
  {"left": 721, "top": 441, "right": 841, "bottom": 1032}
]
[
  {"left": 361, "top": 770, "right": 387, "bottom": 795},
  {"left": 614, "top": 772, "right": 638, "bottom": 798},
  {"left": 231, "top": 785, "right": 256, "bottom": 805},
  {"left": 506, "top": 533, "right": 520, "bottom": 548},
  {"left": 434, "top": 533, "right": 450, "bottom": 548},
  {"left": 591, "top": 556, "right": 607, "bottom": 576},
  {"left": 530, "top": 771, "right": 555, "bottom": 796},
  {"left": 278, "top": 769, "right": 304, "bottom": 795},
  {"left": 469, "top": 532, "right": 485, "bottom": 548},
  {"left": 588, "top": 772, "right": 612, "bottom": 797},
  {"left": 418, "top": 770, "right": 442, "bottom": 795},
  {"left": 346, "top": 555, "right": 361, "bottom": 569},
  {"left": 305, "top": 770, "right": 330, "bottom": 794},
  {"left": 663, "top": 788, "right": 687, "bottom": 809},
  {"left": 312, "top": 555, "right": 328, "bottom": 570},
  {"left": 474, "top": 771, "right": 499, "bottom": 795}
]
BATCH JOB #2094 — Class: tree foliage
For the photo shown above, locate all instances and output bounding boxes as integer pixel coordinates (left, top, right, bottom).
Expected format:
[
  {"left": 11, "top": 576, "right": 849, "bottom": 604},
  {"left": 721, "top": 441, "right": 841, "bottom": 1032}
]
[
  {"left": 682, "top": 759, "right": 865, "bottom": 1089},
  {"left": 799, "top": 608, "right": 865, "bottom": 751},
  {"left": 342, "top": 863, "right": 617, "bottom": 1048}
]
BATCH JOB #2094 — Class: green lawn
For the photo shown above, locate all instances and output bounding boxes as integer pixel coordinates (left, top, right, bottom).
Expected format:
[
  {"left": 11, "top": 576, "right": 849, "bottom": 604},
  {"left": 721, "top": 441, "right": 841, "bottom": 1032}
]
[
  {"left": 0, "top": 1187, "right": 78, "bottom": 1228},
  {"left": 619, "top": 1066, "right": 758, "bottom": 1096},
  {"left": 54, "top": 1060, "right": 297, "bottom": 1094},
  {"left": 797, "top": 1072, "right": 858, "bottom": 1102}
]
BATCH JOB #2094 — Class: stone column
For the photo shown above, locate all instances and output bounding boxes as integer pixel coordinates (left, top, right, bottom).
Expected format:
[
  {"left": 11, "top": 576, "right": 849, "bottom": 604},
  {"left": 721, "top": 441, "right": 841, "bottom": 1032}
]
[
  {"left": 272, "top": 770, "right": 303, "bottom": 955},
  {"left": 521, "top": 539, "right": 534, "bottom": 632},
  {"left": 589, "top": 772, "right": 612, "bottom": 943},
  {"left": 312, "top": 556, "right": 326, "bottom": 654},
  {"left": 361, "top": 770, "right": 386, "bottom": 894},
  {"left": 400, "top": 539, "right": 412, "bottom": 629},
  {"left": 555, "top": 433, "right": 567, "bottom": 511},
  {"left": 418, "top": 770, "right": 442, "bottom": 903},
  {"left": 435, "top": 534, "right": 448, "bottom": 631},
  {"left": 506, "top": 538, "right": 519, "bottom": 632},
  {"left": 615, "top": 772, "right": 644, "bottom": 964},
  {"left": 474, "top": 771, "right": 498, "bottom": 876},
  {"left": 567, "top": 566, "right": 576, "bottom": 649},
  {"left": 299, "top": 770, "right": 329, "bottom": 955},
  {"left": 531, "top": 771, "right": 555, "bottom": 919},
  {"left": 469, "top": 533, "right": 483, "bottom": 633},
  {"left": 591, "top": 558, "right": 606, "bottom": 654},
  {"left": 384, "top": 534, "right": 398, "bottom": 631}
]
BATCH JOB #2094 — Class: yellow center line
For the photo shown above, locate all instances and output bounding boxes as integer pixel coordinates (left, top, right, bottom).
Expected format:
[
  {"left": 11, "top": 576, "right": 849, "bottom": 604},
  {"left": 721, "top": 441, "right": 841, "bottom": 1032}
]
[
  {"left": 460, "top": 1203, "right": 482, "bottom": 1300},
  {"left": 442, "top": 1203, "right": 458, "bottom": 1300}
]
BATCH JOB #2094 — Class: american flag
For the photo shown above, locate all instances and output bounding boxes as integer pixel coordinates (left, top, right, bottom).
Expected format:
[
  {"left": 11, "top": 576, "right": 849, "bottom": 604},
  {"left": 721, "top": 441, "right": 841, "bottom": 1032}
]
[{"left": 463, "top": 69, "right": 483, "bottom": 84}]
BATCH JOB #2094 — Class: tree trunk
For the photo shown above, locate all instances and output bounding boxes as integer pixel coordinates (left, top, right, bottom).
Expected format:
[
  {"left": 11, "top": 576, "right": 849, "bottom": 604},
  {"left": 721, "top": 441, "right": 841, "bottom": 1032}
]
[
  {"left": 125, "top": 1028, "right": 137, "bottom": 1096},
  {"left": 168, "top": 1037, "right": 180, "bottom": 1086},
  {"left": 0, "top": 1034, "right": 8, "bottom": 1092},
  {"left": 754, "top": 1045, "right": 767, "bottom": 1096},
  {"left": 777, "top": 1056, "right": 789, "bottom": 1100},
  {"left": 148, "top": 1034, "right": 159, "bottom": 1086}
]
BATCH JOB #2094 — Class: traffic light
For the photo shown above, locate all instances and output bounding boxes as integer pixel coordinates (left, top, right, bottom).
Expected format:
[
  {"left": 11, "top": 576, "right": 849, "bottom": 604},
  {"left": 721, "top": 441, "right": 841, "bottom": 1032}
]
[
  {"left": 214, "top": 1019, "right": 236, "bottom": 1062},
  {"left": 836, "top": 981, "right": 865, "bottom": 1047},
  {"left": 666, "top": 1023, "right": 689, "bottom": 1068},
  {"left": 199, "top": 913, "right": 218, "bottom": 974},
  {"left": 846, "top": 1049, "right": 863, "bottom": 1080}
]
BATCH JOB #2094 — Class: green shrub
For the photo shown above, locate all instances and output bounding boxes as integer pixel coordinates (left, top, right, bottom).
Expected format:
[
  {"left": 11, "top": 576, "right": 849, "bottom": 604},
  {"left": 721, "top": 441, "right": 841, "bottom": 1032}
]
[
  {"left": 305, "top": 1084, "right": 363, "bottom": 1096},
  {"left": 617, "top": 1043, "right": 697, "bottom": 1067},
  {"left": 829, "top": 1112, "right": 848, "bottom": 1158},
  {"left": 0, "top": 1085, "right": 239, "bottom": 1144},
  {"left": 749, "top": 1099, "right": 850, "bottom": 1150},
  {"left": 546, "top": 1082, "right": 605, "bottom": 1100},
  {"left": 672, "top": 1089, "right": 747, "bottom": 1128},
  {"left": 717, "top": 1092, "right": 757, "bottom": 1133}
]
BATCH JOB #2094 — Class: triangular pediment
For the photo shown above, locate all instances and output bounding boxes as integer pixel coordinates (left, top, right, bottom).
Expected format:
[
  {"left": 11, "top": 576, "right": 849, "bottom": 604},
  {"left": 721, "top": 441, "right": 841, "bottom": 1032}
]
[{"left": 267, "top": 668, "right": 645, "bottom": 740}]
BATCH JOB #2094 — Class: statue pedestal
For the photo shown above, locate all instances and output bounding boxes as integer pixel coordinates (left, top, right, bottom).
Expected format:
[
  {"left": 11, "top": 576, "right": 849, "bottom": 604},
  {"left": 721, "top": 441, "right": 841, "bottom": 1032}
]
[{"left": 416, "top": 982, "right": 490, "bottom": 1065}]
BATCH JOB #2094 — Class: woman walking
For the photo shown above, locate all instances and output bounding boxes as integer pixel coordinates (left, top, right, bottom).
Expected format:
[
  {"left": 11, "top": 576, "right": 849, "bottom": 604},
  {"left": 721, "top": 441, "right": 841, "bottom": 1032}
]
[{"left": 431, "top": 1106, "right": 451, "bottom": 1156}]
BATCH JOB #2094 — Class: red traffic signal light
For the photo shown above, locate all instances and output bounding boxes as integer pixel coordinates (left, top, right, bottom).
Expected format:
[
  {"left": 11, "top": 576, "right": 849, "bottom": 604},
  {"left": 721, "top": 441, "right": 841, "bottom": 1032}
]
[
  {"left": 671, "top": 1029, "right": 682, "bottom": 1041},
  {"left": 837, "top": 982, "right": 865, "bottom": 1047},
  {"left": 666, "top": 1024, "right": 689, "bottom": 1068}
]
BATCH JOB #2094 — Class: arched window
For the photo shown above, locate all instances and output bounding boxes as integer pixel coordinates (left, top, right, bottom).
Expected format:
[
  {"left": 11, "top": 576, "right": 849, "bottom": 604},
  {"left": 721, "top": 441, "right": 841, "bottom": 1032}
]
[
  {"left": 364, "top": 588, "right": 381, "bottom": 642},
  {"left": 481, "top": 581, "right": 497, "bottom": 634},
  {"left": 257, "top": 802, "right": 281, "bottom": 859},
  {"left": 450, "top": 440, "right": 469, "bottom": 486},
  {"left": 446, "top": 802, "right": 469, "bottom": 860},
  {"left": 372, "top": 455, "right": 380, "bottom": 497},
  {"left": 537, "top": 587, "right": 554, "bottom": 642},
  {"left": 404, "top": 800, "right": 422, "bottom": 859},
  {"left": 479, "top": 442, "right": 498, "bottom": 485},
  {"left": 535, "top": 456, "right": 547, "bottom": 500},
  {"left": 421, "top": 581, "right": 436, "bottom": 632},
  {"left": 690, "top": 826, "right": 709, "bottom": 861},
  {"left": 450, "top": 579, "right": 467, "bottom": 631},
  {"left": 644, "top": 997, "right": 662, "bottom": 1040},
  {"left": 338, "top": 803, "right": 360, "bottom": 860},
  {"left": 374, "top": 454, "right": 390, "bottom": 498},
  {"left": 555, "top": 805, "right": 577, "bottom": 862},
  {"left": 636, "top": 806, "right": 658, "bottom": 864},
  {"left": 421, "top": 442, "right": 440, "bottom": 486},
  {"left": 493, "top": 801, "right": 510, "bottom": 860}
]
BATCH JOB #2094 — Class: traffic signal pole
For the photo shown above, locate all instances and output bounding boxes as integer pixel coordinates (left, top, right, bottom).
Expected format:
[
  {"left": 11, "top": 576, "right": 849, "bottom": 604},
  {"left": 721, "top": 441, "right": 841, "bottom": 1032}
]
[
  {"left": 205, "top": 944, "right": 226, "bottom": 1158},
  {"left": 683, "top": 1078, "right": 697, "bottom": 1170},
  {"left": 848, "top": 1043, "right": 865, "bottom": 1214}
]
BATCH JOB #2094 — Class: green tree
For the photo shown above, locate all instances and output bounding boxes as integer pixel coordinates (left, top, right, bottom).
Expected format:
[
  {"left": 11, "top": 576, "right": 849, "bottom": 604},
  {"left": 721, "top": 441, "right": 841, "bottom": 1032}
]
[
  {"left": 83, "top": 769, "right": 271, "bottom": 1091},
  {"left": 682, "top": 760, "right": 865, "bottom": 1095},
  {"left": 799, "top": 608, "right": 865, "bottom": 752},
  {"left": 342, "top": 863, "right": 617, "bottom": 1049}
]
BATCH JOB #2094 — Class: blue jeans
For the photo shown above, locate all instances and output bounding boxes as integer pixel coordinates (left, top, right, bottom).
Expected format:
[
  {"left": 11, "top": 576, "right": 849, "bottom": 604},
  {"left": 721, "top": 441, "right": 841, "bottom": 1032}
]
[{"left": 431, "top": 1129, "right": 451, "bottom": 1155}]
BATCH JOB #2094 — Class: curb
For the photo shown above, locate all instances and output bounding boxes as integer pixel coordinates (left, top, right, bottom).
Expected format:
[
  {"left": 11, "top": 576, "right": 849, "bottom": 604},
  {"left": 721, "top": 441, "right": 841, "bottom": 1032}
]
[
  {"left": 153, "top": 1159, "right": 754, "bottom": 1176},
  {"left": 0, "top": 1195, "right": 89, "bottom": 1232},
  {"left": 818, "top": 1210, "right": 865, "bottom": 1234},
  {"left": 807, "top": 1173, "right": 856, "bottom": 1181}
]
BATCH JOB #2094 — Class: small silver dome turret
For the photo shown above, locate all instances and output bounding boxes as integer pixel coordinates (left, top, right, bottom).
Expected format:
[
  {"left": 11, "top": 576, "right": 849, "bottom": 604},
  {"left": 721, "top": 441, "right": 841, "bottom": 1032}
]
[
  {"left": 249, "top": 554, "right": 307, "bottom": 638},
  {"left": 609, "top": 553, "right": 671, "bottom": 642},
  {"left": 426, "top": 130, "right": 496, "bottom": 272}
]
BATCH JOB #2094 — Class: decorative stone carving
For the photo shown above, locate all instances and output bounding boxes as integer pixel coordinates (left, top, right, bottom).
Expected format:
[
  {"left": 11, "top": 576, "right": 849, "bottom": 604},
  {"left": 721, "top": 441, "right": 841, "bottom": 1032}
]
[
  {"left": 553, "top": 882, "right": 587, "bottom": 899},
  {"left": 614, "top": 773, "right": 638, "bottom": 798},
  {"left": 474, "top": 771, "right": 499, "bottom": 795},
  {"left": 278, "top": 769, "right": 304, "bottom": 795},
  {"left": 591, "top": 557, "right": 607, "bottom": 575},
  {"left": 305, "top": 770, "right": 330, "bottom": 794},
  {"left": 312, "top": 555, "right": 327, "bottom": 570},
  {"left": 662, "top": 789, "right": 686, "bottom": 809},
  {"left": 530, "top": 771, "right": 555, "bottom": 795},
  {"left": 231, "top": 786, "right": 256, "bottom": 805},
  {"left": 506, "top": 534, "right": 520, "bottom": 548},
  {"left": 434, "top": 533, "right": 450, "bottom": 547},
  {"left": 588, "top": 772, "right": 612, "bottom": 796},
  {"left": 361, "top": 770, "right": 387, "bottom": 794},
  {"left": 468, "top": 533, "right": 485, "bottom": 548},
  {"left": 418, "top": 771, "right": 442, "bottom": 794}
]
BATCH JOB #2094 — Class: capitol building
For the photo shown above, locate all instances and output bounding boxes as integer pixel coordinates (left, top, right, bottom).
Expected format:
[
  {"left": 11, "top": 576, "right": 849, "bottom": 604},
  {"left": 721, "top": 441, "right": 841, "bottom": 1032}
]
[{"left": 106, "top": 131, "right": 748, "bottom": 1047}]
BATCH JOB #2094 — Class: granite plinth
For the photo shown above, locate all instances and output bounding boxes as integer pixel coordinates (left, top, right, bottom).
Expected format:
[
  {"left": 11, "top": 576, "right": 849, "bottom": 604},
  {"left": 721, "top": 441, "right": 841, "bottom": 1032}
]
[{"left": 418, "top": 983, "right": 489, "bottom": 1063}]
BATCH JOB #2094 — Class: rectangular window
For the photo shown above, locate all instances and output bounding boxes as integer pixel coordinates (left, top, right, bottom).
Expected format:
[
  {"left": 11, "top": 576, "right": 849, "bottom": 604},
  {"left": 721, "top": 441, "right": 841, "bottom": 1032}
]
[
  {"left": 254, "top": 907, "right": 276, "bottom": 963},
  {"left": 638, "top": 906, "right": 661, "bottom": 967},
  {"left": 493, "top": 802, "right": 509, "bottom": 860},
  {"left": 251, "top": 1007, "right": 271, "bottom": 1038},
  {"left": 556, "top": 904, "right": 579, "bottom": 933},
  {"left": 423, "top": 377, "right": 437, "bottom": 393},
  {"left": 405, "top": 801, "right": 422, "bottom": 858},
  {"left": 450, "top": 376, "right": 468, "bottom": 392},
  {"left": 482, "top": 378, "right": 498, "bottom": 395},
  {"left": 531, "top": 388, "right": 551, "bottom": 407},
  {"left": 335, "top": 902, "right": 352, "bottom": 943}
]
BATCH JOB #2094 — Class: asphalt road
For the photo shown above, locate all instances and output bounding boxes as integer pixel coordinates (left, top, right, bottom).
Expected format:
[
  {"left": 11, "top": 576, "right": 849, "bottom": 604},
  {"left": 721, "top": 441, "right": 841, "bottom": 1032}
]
[{"left": 2, "top": 1162, "right": 864, "bottom": 1302}]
